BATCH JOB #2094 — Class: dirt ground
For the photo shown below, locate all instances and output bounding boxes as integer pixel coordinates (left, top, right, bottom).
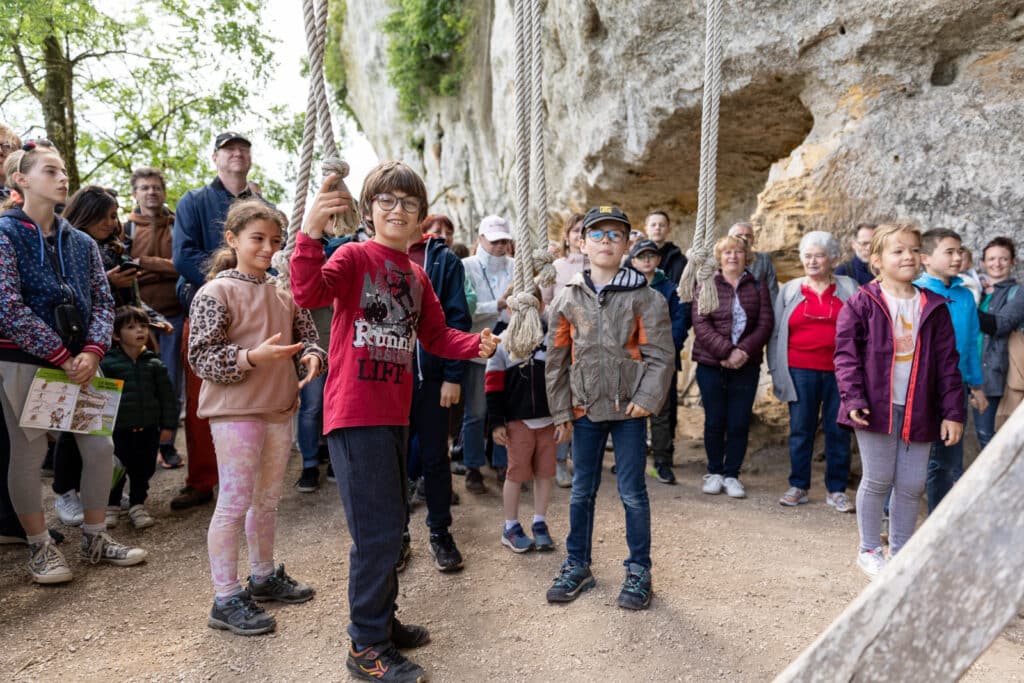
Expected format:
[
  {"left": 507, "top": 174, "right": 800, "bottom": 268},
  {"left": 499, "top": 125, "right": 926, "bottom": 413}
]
[{"left": 1, "top": 407, "right": 1021, "bottom": 682}]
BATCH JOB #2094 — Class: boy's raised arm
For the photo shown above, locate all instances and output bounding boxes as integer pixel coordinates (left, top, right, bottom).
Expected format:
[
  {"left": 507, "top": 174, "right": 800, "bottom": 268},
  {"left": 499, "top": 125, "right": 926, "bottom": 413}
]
[{"left": 416, "top": 270, "right": 497, "bottom": 360}]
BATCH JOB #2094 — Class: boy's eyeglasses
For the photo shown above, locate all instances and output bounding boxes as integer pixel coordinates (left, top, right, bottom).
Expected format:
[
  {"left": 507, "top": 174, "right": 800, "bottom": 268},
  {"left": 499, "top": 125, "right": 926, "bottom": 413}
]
[
  {"left": 586, "top": 228, "right": 625, "bottom": 243},
  {"left": 374, "top": 193, "right": 422, "bottom": 214},
  {"left": 633, "top": 252, "right": 659, "bottom": 261}
]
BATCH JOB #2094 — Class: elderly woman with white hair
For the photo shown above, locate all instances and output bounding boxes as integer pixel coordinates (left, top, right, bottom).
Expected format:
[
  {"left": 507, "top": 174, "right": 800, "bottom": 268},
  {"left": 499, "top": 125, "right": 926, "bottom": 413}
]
[{"left": 768, "top": 231, "right": 860, "bottom": 512}]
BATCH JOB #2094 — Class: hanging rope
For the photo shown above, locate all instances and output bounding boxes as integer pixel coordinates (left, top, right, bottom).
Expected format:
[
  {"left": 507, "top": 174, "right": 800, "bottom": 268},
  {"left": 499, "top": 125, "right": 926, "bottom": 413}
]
[
  {"left": 274, "top": 0, "right": 359, "bottom": 288},
  {"left": 504, "top": 0, "right": 553, "bottom": 360},
  {"left": 678, "top": 0, "right": 723, "bottom": 314}
]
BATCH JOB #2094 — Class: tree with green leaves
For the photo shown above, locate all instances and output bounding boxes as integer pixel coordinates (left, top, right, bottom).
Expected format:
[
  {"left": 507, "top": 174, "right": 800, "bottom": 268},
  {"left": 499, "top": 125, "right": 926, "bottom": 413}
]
[{"left": 0, "top": 0, "right": 289, "bottom": 203}]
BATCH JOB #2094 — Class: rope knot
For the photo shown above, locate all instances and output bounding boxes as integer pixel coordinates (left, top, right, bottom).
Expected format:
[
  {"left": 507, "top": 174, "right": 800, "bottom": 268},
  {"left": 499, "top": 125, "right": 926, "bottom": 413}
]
[
  {"left": 507, "top": 291, "right": 540, "bottom": 315},
  {"left": 531, "top": 247, "right": 556, "bottom": 287}
]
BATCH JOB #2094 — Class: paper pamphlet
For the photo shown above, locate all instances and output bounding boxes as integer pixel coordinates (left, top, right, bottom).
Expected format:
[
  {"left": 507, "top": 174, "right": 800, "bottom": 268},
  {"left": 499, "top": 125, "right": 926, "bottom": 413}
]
[{"left": 18, "top": 368, "right": 123, "bottom": 436}]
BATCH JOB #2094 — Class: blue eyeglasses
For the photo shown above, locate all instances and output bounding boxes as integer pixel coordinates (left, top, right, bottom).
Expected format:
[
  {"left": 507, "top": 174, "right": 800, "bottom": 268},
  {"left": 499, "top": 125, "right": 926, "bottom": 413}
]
[{"left": 586, "top": 228, "right": 625, "bottom": 243}]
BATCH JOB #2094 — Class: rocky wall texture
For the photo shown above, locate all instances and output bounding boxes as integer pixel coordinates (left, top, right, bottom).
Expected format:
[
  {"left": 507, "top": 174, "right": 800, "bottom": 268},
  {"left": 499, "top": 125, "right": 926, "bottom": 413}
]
[{"left": 338, "top": 1, "right": 1024, "bottom": 275}]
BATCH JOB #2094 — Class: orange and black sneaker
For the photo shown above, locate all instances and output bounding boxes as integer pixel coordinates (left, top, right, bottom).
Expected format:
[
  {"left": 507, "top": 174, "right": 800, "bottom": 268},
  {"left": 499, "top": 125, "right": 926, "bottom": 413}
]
[{"left": 346, "top": 642, "right": 427, "bottom": 682}]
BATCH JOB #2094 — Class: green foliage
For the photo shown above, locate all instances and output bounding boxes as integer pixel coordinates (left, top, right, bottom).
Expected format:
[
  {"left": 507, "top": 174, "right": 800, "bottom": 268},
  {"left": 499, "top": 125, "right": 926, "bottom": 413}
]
[
  {"left": 381, "top": 0, "right": 470, "bottom": 122},
  {"left": 0, "top": 0, "right": 281, "bottom": 204}
]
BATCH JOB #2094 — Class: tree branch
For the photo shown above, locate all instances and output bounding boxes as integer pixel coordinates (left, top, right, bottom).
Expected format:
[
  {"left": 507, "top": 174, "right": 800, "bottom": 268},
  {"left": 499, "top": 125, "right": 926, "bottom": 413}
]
[
  {"left": 10, "top": 41, "right": 43, "bottom": 102},
  {"left": 71, "top": 48, "right": 156, "bottom": 65}
]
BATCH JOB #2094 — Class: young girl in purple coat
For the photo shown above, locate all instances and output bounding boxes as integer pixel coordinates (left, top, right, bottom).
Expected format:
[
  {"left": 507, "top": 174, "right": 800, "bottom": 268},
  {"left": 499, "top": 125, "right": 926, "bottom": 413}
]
[{"left": 834, "top": 223, "right": 965, "bottom": 579}]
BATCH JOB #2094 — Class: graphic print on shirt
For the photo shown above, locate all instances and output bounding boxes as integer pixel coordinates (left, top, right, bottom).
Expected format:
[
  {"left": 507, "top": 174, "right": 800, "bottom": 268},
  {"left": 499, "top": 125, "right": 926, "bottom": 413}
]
[
  {"left": 352, "top": 259, "right": 422, "bottom": 384},
  {"left": 893, "top": 306, "right": 915, "bottom": 362}
]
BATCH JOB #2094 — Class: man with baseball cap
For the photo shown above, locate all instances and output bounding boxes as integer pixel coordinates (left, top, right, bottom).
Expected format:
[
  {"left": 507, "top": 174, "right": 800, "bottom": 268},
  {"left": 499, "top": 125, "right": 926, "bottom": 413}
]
[
  {"left": 170, "top": 130, "right": 266, "bottom": 510},
  {"left": 459, "top": 215, "right": 515, "bottom": 493}
]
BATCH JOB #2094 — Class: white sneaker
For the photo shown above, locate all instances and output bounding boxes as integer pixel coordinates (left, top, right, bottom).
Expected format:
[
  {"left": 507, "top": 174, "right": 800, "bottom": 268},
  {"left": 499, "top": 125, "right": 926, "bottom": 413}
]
[
  {"left": 104, "top": 505, "right": 121, "bottom": 529},
  {"left": 128, "top": 504, "right": 155, "bottom": 529},
  {"left": 55, "top": 490, "right": 84, "bottom": 526},
  {"left": 722, "top": 477, "right": 746, "bottom": 498},
  {"left": 857, "top": 546, "right": 887, "bottom": 579},
  {"left": 701, "top": 473, "right": 724, "bottom": 495},
  {"left": 555, "top": 461, "right": 572, "bottom": 488},
  {"left": 27, "top": 540, "right": 74, "bottom": 584}
]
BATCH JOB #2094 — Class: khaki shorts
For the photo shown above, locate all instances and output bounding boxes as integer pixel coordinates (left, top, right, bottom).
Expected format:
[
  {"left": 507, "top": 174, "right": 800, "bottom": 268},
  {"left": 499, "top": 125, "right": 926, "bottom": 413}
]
[{"left": 505, "top": 420, "right": 557, "bottom": 483}]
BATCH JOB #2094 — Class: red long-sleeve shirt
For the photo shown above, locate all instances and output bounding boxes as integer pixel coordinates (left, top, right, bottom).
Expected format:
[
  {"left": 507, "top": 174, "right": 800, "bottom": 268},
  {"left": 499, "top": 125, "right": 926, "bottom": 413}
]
[{"left": 290, "top": 233, "right": 482, "bottom": 432}]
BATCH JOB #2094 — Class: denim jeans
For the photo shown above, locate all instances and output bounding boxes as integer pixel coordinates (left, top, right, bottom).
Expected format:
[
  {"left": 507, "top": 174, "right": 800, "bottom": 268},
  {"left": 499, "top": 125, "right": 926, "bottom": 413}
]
[
  {"left": 297, "top": 374, "right": 326, "bottom": 469},
  {"left": 695, "top": 362, "right": 760, "bottom": 478},
  {"left": 407, "top": 378, "right": 453, "bottom": 533},
  {"left": 787, "top": 368, "right": 851, "bottom": 492},
  {"left": 567, "top": 415, "right": 651, "bottom": 570},
  {"left": 158, "top": 313, "right": 185, "bottom": 449},
  {"left": 926, "top": 391, "right": 968, "bottom": 513},
  {"left": 460, "top": 362, "right": 506, "bottom": 470},
  {"left": 973, "top": 395, "right": 1000, "bottom": 452}
]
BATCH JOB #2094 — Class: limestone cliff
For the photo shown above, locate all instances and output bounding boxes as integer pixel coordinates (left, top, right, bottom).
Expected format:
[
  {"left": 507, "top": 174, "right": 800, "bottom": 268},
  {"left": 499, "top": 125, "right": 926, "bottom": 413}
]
[{"left": 338, "top": 1, "right": 1024, "bottom": 275}]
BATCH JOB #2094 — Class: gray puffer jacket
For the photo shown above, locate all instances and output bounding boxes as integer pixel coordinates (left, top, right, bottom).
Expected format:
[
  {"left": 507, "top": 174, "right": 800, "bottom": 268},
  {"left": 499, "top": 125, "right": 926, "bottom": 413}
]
[
  {"left": 545, "top": 268, "right": 674, "bottom": 424},
  {"left": 768, "top": 275, "right": 859, "bottom": 403},
  {"left": 980, "top": 279, "right": 1024, "bottom": 397}
]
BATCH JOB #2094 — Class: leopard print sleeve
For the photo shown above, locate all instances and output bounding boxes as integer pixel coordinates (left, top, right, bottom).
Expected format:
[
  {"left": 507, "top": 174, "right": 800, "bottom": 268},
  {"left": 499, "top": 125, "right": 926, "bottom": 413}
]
[
  {"left": 188, "top": 292, "right": 246, "bottom": 384},
  {"left": 293, "top": 305, "right": 327, "bottom": 380}
]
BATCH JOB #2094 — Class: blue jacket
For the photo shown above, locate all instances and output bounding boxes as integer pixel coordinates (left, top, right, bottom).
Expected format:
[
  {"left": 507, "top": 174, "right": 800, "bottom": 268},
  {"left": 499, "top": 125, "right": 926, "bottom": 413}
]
[
  {"left": 172, "top": 178, "right": 262, "bottom": 309},
  {"left": 650, "top": 269, "right": 690, "bottom": 369},
  {"left": 835, "top": 255, "right": 874, "bottom": 286},
  {"left": 914, "top": 272, "right": 983, "bottom": 386},
  {"left": 412, "top": 236, "right": 471, "bottom": 384}
]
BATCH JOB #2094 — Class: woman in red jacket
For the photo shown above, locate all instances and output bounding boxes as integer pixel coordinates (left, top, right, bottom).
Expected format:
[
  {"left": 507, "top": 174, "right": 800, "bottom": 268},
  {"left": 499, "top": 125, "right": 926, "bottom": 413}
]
[{"left": 692, "top": 235, "right": 774, "bottom": 499}]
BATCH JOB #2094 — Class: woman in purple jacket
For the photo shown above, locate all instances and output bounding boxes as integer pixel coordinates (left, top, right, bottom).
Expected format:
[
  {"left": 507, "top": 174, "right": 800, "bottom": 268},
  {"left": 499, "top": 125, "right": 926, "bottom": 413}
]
[
  {"left": 692, "top": 235, "right": 773, "bottom": 499},
  {"left": 834, "top": 223, "right": 964, "bottom": 579}
]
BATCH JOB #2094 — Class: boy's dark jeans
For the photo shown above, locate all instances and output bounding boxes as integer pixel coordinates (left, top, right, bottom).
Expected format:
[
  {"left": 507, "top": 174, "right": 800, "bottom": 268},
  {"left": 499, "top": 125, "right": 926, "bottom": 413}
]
[
  {"left": 695, "top": 362, "right": 759, "bottom": 478},
  {"left": 650, "top": 371, "right": 678, "bottom": 467},
  {"left": 328, "top": 425, "right": 409, "bottom": 647},
  {"left": 568, "top": 415, "right": 651, "bottom": 570},
  {"left": 109, "top": 426, "right": 160, "bottom": 506},
  {"left": 0, "top": 415, "right": 21, "bottom": 535},
  {"left": 52, "top": 432, "right": 83, "bottom": 496},
  {"left": 407, "top": 379, "right": 453, "bottom": 534}
]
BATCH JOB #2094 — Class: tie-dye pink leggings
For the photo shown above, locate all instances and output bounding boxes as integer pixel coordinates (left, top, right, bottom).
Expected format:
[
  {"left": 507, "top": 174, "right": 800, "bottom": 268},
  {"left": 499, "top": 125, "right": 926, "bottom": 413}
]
[{"left": 208, "top": 419, "right": 292, "bottom": 598}]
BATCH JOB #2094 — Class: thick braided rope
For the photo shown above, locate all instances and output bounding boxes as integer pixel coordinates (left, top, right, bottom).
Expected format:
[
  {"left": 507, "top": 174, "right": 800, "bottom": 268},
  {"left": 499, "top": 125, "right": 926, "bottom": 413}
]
[
  {"left": 504, "top": 0, "right": 545, "bottom": 359},
  {"left": 528, "top": 0, "right": 554, "bottom": 290},
  {"left": 678, "top": 0, "right": 723, "bottom": 315}
]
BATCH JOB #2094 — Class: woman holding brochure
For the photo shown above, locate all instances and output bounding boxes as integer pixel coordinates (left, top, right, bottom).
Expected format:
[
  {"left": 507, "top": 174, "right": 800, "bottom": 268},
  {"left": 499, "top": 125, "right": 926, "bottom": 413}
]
[{"left": 0, "top": 139, "right": 146, "bottom": 585}]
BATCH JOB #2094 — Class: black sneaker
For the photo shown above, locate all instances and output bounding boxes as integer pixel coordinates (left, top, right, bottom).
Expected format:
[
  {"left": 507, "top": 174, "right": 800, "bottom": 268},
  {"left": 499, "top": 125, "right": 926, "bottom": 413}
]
[
  {"left": 617, "top": 562, "right": 653, "bottom": 610},
  {"left": 347, "top": 642, "right": 426, "bottom": 682},
  {"left": 208, "top": 590, "right": 276, "bottom": 635},
  {"left": 428, "top": 531, "right": 463, "bottom": 572},
  {"left": 295, "top": 466, "right": 320, "bottom": 493},
  {"left": 650, "top": 462, "right": 676, "bottom": 485},
  {"left": 391, "top": 617, "right": 430, "bottom": 649},
  {"left": 248, "top": 563, "right": 314, "bottom": 604},
  {"left": 464, "top": 468, "right": 486, "bottom": 494},
  {"left": 326, "top": 463, "right": 336, "bottom": 482},
  {"left": 546, "top": 560, "right": 596, "bottom": 603},
  {"left": 396, "top": 532, "right": 411, "bottom": 573}
]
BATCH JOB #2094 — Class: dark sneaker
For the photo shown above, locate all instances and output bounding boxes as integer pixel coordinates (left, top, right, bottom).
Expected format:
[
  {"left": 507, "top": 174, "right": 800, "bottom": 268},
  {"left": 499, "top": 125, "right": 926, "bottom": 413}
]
[
  {"left": 450, "top": 460, "right": 467, "bottom": 476},
  {"left": 649, "top": 463, "right": 676, "bottom": 485},
  {"left": 295, "top": 466, "right": 320, "bottom": 493},
  {"left": 391, "top": 617, "right": 430, "bottom": 649},
  {"left": 429, "top": 531, "right": 464, "bottom": 572},
  {"left": 501, "top": 523, "right": 534, "bottom": 553},
  {"left": 617, "top": 562, "right": 653, "bottom": 610},
  {"left": 80, "top": 531, "right": 147, "bottom": 566},
  {"left": 346, "top": 642, "right": 426, "bottom": 682},
  {"left": 326, "top": 463, "right": 336, "bottom": 482},
  {"left": 208, "top": 590, "right": 276, "bottom": 636},
  {"left": 464, "top": 468, "right": 486, "bottom": 494},
  {"left": 531, "top": 521, "right": 555, "bottom": 552},
  {"left": 248, "top": 564, "right": 315, "bottom": 604},
  {"left": 396, "top": 533, "right": 411, "bottom": 573},
  {"left": 170, "top": 486, "right": 214, "bottom": 510},
  {"left": 546, "top": 561, "right": 596, "bottom": 603}
]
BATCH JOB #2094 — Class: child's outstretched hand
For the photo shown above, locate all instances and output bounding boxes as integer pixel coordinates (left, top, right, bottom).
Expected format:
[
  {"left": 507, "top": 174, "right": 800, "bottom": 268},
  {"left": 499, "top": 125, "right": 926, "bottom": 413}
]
[
  {"left": 554, "top": 422, "right": 572, "bottom": 444},
  {"left": 624, "top": 402, "right": 651, "bottom": 418},
  {"left": 848, "top": 408, "right": 871, "bottom": 426},
  {"left": 248, "top": 333, "right": 303, "bottom": 367},
  {"left": 303, "top": 174, "right": 353, "bottom": 240},
  {"left": 478, "top": 328, "right": 500, "bottom": 357},
  {"left": 941, "top": 419, "right": 964, "bottom": 447},
  {"left": 297, "top": 354, "right": 322, "bottom": 389}
]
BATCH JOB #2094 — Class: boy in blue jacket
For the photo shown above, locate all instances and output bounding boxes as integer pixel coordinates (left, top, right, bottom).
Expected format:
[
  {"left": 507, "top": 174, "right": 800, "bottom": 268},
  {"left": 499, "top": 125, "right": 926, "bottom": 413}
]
[{"left": 914, "top": 228, "right": 988, "bottom": 512}]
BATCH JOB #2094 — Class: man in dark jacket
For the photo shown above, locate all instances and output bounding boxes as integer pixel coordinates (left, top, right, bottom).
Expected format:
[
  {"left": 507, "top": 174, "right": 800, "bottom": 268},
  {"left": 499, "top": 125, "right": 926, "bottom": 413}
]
[
  {"left": 644, "top": 211, "right": 687, "bottom": 285},
  {"left": 835, "top": 223, "right": 877, "bottom": 286},
  {"left": 404, "top": 229, "right": 472, "bottom": 572},
  {"left": 170, "top": 131, "right": 264, "bottom": 510}
]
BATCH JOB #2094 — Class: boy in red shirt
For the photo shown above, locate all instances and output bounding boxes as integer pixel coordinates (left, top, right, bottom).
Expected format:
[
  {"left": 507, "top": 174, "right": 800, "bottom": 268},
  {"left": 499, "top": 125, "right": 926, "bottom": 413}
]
[{"left": 291, "top": 162, "right": 498, "bottom": 683}]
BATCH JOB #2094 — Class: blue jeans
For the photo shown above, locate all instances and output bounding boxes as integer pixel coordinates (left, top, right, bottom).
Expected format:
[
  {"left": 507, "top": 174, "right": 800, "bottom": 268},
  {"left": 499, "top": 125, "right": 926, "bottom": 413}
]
[
  {"left": 787, "top": 368, "right": 851, "bottom": 492},
  {"left": 926, "top": 391, "right": 968, "bottom": 512},
  {"left": 158, "top": 313, "right": 185, "bottom": 448},
  {"left": 567, "top": 416, "right": 651, "bottom": 570},
  {"left": 973, "top": 395, "right": 1000, "bottom": 452},
  {"left": 460, "top": 362, "right": 506, "bottom": 470},
  {"left": 297, "top": 374, "right": 326, "bottom": 468},
  {"left": 695, "top": 363, "right": 759, "bottom": 478}
]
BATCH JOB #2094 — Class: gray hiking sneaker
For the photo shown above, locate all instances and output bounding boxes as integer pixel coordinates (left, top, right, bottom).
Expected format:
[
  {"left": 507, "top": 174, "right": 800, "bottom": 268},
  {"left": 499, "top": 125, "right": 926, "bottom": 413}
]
[
  {"left": 248, "top": 564, "right": 315, "bottom": 604},
  {"left": 27, "top": 540, "right": 74, "bottom": 584},
  {"left": 546, "top": 560, "right": 596, "bottom": 603},
  {"left": 617, "top": 562, "right": 653, "bottom": 610},
  {"left": 208, "top": 590, "right": 276, "bottom": 636},
  {"left": 80, "top": 531, "right": 147, "bottom": 566}
]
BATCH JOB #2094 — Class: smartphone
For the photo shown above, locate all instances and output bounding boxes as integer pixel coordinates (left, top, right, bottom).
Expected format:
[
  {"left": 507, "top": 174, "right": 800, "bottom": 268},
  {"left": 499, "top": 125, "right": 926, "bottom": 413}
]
[{"left": 118, "top": 261, "right": 141, "bottom": 273}]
